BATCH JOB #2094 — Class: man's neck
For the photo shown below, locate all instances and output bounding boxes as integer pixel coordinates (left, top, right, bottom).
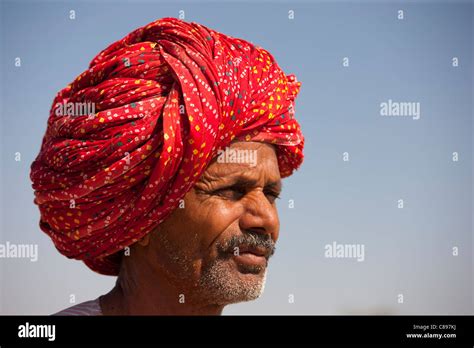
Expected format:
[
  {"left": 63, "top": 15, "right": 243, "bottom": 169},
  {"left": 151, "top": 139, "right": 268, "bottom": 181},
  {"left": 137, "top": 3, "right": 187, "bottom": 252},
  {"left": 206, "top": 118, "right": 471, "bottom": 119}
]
[{"left": 99, "top": 269, "right": 224, "bottom": 315}]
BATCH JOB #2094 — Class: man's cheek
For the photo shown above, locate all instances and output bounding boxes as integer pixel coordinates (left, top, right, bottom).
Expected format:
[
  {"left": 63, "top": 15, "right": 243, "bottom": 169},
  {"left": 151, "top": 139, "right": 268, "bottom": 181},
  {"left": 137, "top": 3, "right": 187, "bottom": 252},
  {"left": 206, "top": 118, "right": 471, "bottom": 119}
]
[{"left": 200, "top": 203, "right": 244, "bottom": 250}]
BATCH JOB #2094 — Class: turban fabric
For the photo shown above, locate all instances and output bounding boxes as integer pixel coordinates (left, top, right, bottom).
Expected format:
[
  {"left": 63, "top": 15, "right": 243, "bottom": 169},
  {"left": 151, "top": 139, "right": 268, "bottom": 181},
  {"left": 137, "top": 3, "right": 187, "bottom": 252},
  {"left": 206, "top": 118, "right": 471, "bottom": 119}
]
[{"left": 30, "top": 17, "right": 304, "bottom": 275}]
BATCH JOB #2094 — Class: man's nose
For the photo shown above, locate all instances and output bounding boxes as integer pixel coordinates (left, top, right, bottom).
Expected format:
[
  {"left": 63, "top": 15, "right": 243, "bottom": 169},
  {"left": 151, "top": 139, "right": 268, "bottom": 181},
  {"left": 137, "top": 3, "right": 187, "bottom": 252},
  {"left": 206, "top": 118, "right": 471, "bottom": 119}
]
[{"left": 238, "top": 189, "right": 280, "bottom": 242}]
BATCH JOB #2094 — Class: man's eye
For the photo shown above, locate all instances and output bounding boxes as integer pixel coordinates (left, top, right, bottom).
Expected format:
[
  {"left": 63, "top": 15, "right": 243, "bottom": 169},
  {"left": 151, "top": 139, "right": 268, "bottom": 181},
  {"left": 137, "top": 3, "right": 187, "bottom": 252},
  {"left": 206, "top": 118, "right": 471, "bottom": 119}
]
[
  {"left": 213, "top": 187, "right": 246, "bottom": 200},
  {"left": 212, "top": 187, "right": 281, "bottom": 203},
  {"left": 264, "top": 190, "right": 281, "bottom": 203}
]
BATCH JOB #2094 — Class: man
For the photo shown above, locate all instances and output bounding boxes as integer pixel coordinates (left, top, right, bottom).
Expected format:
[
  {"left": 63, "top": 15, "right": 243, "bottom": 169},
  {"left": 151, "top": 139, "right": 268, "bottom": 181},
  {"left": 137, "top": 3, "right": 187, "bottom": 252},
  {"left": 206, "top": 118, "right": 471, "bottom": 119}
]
[{"left": 30, "top": 17, "right": 304, "bottom": 315}]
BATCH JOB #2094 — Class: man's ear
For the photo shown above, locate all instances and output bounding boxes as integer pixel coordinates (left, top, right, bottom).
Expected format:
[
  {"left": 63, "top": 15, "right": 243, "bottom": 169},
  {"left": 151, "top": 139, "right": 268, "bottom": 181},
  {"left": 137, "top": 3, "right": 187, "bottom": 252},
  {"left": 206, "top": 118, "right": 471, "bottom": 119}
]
[{"left": 137, "top": 232, "right": 151, "bottom": 247}]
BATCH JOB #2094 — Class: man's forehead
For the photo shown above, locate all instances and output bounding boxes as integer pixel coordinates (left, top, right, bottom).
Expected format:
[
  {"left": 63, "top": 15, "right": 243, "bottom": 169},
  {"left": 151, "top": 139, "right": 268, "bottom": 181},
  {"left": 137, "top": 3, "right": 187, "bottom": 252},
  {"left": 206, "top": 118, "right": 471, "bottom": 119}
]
[
  {"left": 198, "top": 141, "right": 281, "bottom": 181},
  {"left": 202, "top": 157, "right": 281, "bottom": 185}
]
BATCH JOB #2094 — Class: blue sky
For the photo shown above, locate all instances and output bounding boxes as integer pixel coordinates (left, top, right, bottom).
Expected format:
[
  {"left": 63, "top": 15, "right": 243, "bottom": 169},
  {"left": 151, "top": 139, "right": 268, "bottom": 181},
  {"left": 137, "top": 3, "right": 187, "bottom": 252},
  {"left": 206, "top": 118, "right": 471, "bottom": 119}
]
[{"left": 0, "top": 0, "right": 472, "bottom": 314}]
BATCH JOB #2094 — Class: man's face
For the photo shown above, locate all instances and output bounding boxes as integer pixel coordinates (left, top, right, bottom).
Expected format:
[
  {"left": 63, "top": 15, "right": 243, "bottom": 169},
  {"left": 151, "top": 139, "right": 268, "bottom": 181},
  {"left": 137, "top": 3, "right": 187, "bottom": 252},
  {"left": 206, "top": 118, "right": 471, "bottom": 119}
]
[{"left": 140, "top": 141, "right": 281, "bottom": 306}]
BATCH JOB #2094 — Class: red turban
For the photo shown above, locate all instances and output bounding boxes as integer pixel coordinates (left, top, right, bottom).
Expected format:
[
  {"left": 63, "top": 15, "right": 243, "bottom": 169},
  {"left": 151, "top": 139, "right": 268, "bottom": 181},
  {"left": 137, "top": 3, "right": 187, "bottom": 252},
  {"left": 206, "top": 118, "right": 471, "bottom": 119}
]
[{"left": 30, "top": 17, "right": 304, "bottom": 275}]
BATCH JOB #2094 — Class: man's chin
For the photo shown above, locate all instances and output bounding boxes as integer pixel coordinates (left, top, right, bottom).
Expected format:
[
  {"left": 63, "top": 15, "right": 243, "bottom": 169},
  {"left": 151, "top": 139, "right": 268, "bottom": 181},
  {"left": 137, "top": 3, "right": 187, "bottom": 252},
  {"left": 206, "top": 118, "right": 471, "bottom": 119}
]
[{"left": 196, "top": 258, "right": 268, "bottom": 305}]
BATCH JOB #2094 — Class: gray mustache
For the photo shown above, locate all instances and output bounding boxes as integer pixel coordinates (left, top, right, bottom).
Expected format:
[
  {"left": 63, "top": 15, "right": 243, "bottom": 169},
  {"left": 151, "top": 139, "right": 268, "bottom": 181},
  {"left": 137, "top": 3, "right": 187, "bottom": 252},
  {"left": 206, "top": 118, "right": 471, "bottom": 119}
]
[{"left": 218, "top": 232, "right": 276, "bottom": 259}]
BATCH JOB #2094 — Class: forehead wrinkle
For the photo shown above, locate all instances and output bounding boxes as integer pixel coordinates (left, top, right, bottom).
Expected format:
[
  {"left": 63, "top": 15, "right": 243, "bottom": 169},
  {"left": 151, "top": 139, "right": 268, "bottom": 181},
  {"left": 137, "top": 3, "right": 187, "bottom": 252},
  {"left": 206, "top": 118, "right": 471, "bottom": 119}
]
[
  {"left": 200, "top": 143, "right": 281, "bottom": 187},
  {"left": 201, "top": 162, "right": 282, "bottom": 189}
]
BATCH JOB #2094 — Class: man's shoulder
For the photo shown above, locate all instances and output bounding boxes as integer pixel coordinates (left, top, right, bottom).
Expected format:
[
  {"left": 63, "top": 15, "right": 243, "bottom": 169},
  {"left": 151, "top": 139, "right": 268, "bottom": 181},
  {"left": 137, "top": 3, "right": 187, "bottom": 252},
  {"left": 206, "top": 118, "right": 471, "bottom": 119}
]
[{"left": 53, "top": 297, "right": 102, "bottom": 316}]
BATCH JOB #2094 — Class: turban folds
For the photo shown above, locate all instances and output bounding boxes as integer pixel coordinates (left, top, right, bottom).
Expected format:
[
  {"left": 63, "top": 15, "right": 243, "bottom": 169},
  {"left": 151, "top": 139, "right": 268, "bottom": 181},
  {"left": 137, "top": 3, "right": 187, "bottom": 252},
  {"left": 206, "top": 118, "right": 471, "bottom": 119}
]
[{"left": 30, "top": 17, "right": 304, "bottom": 275}]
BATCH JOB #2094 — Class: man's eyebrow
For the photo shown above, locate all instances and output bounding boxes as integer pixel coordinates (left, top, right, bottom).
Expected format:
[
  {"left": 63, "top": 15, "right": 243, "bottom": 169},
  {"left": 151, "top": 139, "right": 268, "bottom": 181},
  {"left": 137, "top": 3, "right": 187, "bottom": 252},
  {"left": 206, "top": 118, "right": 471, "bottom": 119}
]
[
  {"left": 227, "top": 176, "right": 282, "bottom": 191},
  {"left": 265, "top": 180, "right": 283, "bottom": 191}
]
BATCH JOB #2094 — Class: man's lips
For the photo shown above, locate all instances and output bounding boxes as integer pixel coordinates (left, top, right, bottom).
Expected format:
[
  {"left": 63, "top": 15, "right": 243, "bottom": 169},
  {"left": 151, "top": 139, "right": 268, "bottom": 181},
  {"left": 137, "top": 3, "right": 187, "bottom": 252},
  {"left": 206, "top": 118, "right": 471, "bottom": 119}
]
[
  {"left": 237, "top": 245, "right": 269, "bottom": 258},
  {"left": 229, "top": 245, "right": 269, "bottom": 269}
]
